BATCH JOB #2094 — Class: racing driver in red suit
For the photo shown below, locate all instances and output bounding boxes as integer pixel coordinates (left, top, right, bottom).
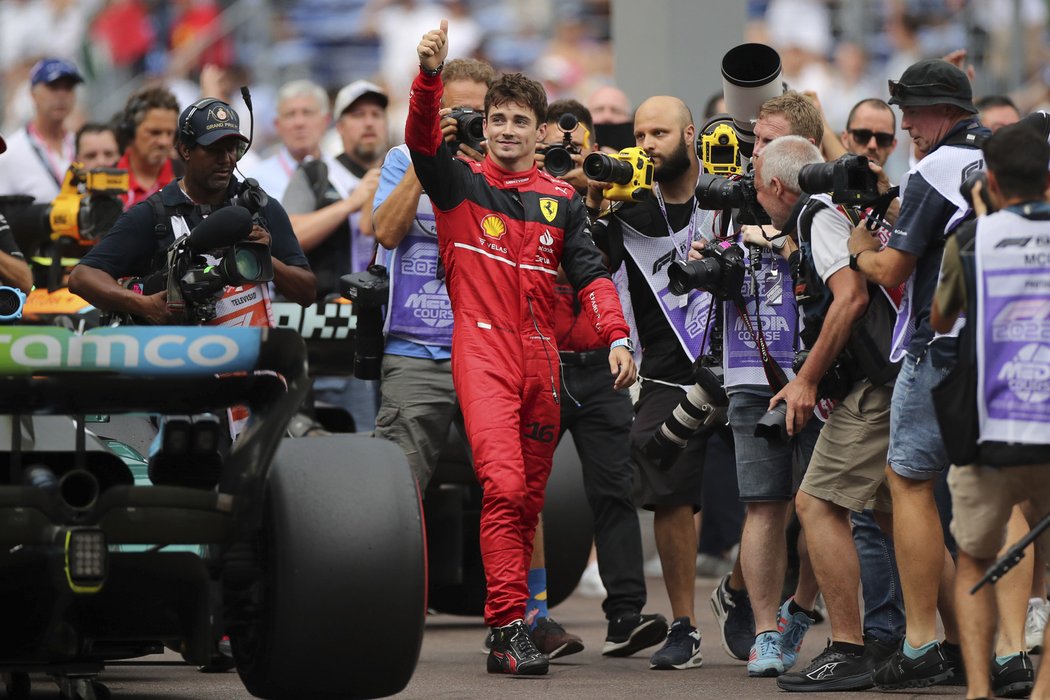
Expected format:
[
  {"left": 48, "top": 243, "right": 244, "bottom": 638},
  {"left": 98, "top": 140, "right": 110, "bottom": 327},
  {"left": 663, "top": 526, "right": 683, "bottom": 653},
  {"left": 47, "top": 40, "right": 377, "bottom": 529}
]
[{"left": 409, "top": 20, "right": 637, "bottom": 676}]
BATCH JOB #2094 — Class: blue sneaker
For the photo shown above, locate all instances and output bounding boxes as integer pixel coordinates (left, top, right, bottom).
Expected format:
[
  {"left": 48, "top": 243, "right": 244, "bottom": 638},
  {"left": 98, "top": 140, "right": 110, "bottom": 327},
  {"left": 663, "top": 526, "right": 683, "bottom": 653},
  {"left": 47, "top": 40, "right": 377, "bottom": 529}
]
[
  {"left": 748, "top": 631, "right": 785, "bottom": 677},
  {"left": 649, "top": 617, "right": 703, "bottom": 670},
  {"left": 777, "top": 598, "right": 815, "bottom": 671}
]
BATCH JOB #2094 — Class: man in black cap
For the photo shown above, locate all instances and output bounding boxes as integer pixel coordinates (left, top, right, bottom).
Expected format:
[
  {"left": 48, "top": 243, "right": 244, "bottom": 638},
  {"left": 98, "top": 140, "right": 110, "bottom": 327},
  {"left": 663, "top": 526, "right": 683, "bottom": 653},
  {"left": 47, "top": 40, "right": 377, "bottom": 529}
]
[
  {"left": 847, "top": 58, "right": 989, "bottom": 690},
  {"left": 70, "top": 99, "right": 315, "bottom": 323},
  {"left": 0, "top": 57, "right": 83, "bottom": 203}
]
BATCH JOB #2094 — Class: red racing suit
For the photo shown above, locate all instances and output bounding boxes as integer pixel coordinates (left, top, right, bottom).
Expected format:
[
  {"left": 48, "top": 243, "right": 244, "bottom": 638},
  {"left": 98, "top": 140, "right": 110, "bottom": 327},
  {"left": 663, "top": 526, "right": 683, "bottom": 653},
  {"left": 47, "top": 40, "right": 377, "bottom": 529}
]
[{"left": 406, "top": 69, "right": 630, "bottom": 627}]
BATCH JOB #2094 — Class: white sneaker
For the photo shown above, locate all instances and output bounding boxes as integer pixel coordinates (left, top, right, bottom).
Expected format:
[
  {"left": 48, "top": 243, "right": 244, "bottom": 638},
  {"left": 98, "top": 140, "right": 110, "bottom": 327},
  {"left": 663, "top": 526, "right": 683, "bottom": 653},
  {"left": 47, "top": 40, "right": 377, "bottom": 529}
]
[
  {"left": 643, "top": 554, "right": 663, "bottom": 578},
  {"left": 575, "top": 560, "right": 607, "bottom": 599},
  {"left": 1026, "top": 597, "right": 1049, "bottom": 653}
]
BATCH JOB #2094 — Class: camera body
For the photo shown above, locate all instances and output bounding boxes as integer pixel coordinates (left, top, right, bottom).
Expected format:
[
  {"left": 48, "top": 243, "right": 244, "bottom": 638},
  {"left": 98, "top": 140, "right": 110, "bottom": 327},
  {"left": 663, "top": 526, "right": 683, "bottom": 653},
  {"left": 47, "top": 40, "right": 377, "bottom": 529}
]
[
  {"left": 960, "top": 170, "right": 994, "bottom": 213},
  {"left": 798, "top": 154, "right": 880, "bottom": 206},
  {"left": 698, "top": 122, "right": 743, "bottom": 176},
  {"left": 165, "top": 243, "right": 273, "bottom": 326},
  {"left": 695, "top": 172, "right": 770, "bottom": 225},
  {"left": 539, "top": 113, "right": 581, "bottom": 178},
  {"left": 583, "top": 147, "right": 654, "bottom": 202},
  {"left": 666, "top": 241, "right": 746, "bottom": 300},
  {"left": 341, "top": 264, "right": 390, "bottom": 380},
  {"left": 792, "top": 349, "right": 853, "bottom": 402},
  {"left": 449, "top": 108, "right": 486, "bottom": 153}
]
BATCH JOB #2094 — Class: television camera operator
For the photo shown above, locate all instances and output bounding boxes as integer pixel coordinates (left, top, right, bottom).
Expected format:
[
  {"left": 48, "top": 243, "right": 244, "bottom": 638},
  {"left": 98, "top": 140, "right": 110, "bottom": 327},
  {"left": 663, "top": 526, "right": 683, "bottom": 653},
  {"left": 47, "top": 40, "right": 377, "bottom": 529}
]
[{"left": 69, "top": 98, "right": 314, "bottom": 325}]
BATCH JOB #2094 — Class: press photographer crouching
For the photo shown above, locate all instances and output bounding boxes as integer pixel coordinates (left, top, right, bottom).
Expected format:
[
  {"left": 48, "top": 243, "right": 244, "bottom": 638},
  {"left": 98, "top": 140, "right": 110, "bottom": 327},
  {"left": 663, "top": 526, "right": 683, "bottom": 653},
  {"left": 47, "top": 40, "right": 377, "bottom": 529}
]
[
  {"left": 69, "top": 98, "right": 315, "bottom": 325},
  {"left": 746, "top": 135, "right": 902, "bottom": 691}
]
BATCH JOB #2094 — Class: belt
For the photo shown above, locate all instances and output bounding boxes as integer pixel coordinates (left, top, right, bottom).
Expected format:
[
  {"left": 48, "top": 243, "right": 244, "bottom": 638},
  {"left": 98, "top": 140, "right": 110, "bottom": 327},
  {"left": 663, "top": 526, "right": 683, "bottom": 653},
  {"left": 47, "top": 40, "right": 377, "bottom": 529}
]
[{"left": 558, "top": 348, "right": 609, "bottom": 367}]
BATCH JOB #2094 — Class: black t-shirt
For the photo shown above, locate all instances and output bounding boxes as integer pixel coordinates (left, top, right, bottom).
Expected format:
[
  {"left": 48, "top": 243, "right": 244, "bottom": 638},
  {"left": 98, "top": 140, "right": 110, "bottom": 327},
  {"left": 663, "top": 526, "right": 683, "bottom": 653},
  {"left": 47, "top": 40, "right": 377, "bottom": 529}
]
[
  {"left": 595, "top": 196, "right": 698, "bottom": 384},
  {"left": 79, "top": 178, "right": 309, "bottom": 279}
]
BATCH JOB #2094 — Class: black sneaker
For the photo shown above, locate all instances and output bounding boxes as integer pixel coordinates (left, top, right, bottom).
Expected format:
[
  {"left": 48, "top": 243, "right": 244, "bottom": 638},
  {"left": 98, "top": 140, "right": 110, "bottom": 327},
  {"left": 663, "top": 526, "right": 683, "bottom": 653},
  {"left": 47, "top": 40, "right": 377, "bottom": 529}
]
[
  {"left": 992, "top": 651, "right": 1035, "bottom": 698},
  {"left": 481, "top": 628, "right": 495, "bottom": 655},
  {"left": 710, "top": 573, "right": 755, "bottom": 661},
  {"left": 777, "top": 641, "right": 874, "bottom": 692},
  {"left": 940, "top": 640, "right": 966, "bottom": 686},
  {"left": 530, "top": 617, "right": 584, "bottom": 659},
  {"left": 603, "top": 612, "right": 669, "bottom": 657},
  {"left": 862, "top": 635, "right": 899, "bottom": 667},
  {"left": 487, "top": 619, "right": 549, "bottom": 676},
  {"left": 872, "top": 642, "right": 953, "bottom": 690}
]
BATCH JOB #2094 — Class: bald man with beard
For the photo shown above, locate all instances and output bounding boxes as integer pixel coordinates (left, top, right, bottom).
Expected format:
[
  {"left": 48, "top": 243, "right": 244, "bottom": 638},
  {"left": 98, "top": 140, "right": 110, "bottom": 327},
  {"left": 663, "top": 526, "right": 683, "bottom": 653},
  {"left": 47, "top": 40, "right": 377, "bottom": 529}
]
[{"left": 589, "top": 96, "right": 733, "bottom": 670}]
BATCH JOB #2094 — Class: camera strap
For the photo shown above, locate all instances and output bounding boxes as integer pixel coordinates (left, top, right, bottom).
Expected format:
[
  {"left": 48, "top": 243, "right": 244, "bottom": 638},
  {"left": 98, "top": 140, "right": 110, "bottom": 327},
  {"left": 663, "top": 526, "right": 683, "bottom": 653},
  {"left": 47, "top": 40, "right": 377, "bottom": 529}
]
[{"left": 731, "top": 286, "right": 789, "bottom": 392}]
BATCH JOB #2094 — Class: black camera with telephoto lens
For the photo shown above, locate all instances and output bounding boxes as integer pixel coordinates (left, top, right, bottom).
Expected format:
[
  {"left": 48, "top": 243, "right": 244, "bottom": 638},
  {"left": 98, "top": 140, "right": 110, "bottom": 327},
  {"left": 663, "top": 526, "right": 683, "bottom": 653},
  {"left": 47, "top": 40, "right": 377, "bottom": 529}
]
[
  {"left": 341, "top": 264, "right": 390, "bottom": 380},
  {"left": 449, "top": 108, "right": 485, "bottom": 153},
  {"left": 539, "top": 113, "right": 581, "bottom": 178},
  {"left": 694, "top": 172, "right": 770, "bottom": 225},
  {"left": 666, "top": 242, "right": 746, "bottom": 300},
  {"left": 798, "top": 154, "right": 880, "bottom": 206}
]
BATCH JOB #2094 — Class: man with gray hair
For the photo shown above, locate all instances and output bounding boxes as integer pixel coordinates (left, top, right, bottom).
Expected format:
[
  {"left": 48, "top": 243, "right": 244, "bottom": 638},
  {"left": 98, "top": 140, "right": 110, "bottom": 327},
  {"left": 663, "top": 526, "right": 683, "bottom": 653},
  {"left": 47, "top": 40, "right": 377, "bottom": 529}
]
[
  {"left": 751, "top": 136, "right": 898, "bottom": 691},
  {"left": 246, "top": 80, "right": 332, "bottom": 201}
]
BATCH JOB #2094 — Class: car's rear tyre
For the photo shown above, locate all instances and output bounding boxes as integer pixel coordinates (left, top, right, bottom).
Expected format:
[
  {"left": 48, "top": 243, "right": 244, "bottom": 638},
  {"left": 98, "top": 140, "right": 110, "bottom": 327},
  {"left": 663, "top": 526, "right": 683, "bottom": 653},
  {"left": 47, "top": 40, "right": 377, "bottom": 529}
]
[{"left": 230, "top": 436, "right": 426, "bottom": 699}]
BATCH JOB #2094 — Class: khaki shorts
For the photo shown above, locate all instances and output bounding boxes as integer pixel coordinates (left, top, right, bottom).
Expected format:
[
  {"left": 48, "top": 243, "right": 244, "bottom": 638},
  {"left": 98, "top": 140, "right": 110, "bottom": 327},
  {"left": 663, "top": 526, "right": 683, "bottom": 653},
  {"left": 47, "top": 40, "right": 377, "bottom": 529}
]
[
  {"left": 799, "top": 380, "right": 893, "bottom": 513},
  {"left": 948, "top": 463, "right": 1050, "bottom": 560}
]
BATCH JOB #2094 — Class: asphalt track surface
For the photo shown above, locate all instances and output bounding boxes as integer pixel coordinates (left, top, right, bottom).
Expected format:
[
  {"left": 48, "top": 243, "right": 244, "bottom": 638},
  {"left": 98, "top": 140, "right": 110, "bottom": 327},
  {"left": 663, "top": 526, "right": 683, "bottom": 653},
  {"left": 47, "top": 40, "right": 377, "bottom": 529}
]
[{"left": 20, "top": 575, "right": 970, "bottom": 699}]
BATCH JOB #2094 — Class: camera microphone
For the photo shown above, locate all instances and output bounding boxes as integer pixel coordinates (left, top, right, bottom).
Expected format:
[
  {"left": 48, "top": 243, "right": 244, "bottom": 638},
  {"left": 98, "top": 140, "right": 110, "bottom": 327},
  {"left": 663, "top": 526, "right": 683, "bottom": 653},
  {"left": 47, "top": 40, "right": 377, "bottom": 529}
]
[
  {"left": 186, "top": 205, "right": 253, "bottom": 251},
  {"left": 240, "top": 85, "right": 254, "bottom": 155}
]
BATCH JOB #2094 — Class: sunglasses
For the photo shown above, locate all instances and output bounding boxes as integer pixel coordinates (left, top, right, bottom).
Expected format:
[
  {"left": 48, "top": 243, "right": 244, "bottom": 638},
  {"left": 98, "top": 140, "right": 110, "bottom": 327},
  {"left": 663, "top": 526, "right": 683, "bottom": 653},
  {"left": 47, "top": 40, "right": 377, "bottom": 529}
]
[{"left": 848, "top": 128, "right": 895, "bottom": 148}]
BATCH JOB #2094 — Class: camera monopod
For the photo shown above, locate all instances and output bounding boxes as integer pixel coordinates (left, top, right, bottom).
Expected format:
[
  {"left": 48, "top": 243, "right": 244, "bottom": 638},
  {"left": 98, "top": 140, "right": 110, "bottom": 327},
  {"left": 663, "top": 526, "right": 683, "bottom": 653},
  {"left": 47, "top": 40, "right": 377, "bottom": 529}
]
[{"left": 971, "top": 510, "right": 1050, "bottom": 594}]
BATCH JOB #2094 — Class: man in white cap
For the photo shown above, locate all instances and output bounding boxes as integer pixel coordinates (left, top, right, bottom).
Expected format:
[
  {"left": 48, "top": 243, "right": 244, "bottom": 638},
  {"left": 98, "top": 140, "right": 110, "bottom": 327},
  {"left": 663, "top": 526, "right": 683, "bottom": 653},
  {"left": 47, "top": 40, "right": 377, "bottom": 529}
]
[
  {"left": 0, "top": 58, "right": 83, "bottom": 203},
  {"left": 281, "top": 79, "right": 388, "bottom": 432}
]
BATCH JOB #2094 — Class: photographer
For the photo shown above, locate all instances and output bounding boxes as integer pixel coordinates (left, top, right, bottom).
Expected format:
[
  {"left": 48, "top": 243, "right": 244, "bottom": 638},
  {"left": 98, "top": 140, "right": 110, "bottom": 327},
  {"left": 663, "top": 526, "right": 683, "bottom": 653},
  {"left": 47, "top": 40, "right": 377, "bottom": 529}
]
[
  {"left": 697, "top": 92, "right": 825, "bottom": 677},
  {"left": 409, "top": 20, "right": 635, "bottom": 676},
  {"left": 541, "top": 98, "right": 669, "bottom": 661},
  {"left": 748, "top": 136, "right": 893, "bottom": 691},
  {"left": 847, "top": 59, "right": 988, "bottom": 689},
  {"left": 590, "top": 94, "right": 730, "bottom": 671},
  {"left": 932, "top": 122, "right": 1049, "bottom": 700},
  {"left": 371, "top": 57, "right": 491, "bottom": 488},
  {"left": 69, "top": 99, "right": 314, "bottom": 324}
]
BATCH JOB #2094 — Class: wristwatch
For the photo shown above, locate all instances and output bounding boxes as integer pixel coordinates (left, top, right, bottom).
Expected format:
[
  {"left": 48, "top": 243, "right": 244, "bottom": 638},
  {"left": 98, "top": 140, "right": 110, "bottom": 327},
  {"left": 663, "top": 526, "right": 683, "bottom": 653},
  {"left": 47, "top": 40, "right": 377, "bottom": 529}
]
[
  {"left": 420, "top": 61, "right": 444, "bottom": 77},
  {"left": 611, "top": 337, "right": 635, "bottom": 353},
  {"left": 849, "top": 249, "right": 870, "bottom": 271}
]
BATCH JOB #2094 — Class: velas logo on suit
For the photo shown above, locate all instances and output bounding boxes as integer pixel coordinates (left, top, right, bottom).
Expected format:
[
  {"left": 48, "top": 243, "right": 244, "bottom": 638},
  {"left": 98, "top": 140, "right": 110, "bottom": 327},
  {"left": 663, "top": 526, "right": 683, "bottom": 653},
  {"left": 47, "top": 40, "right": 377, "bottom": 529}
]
[
  {"left": 539, "top": 197, "right": 558, "bottom": 222},
  {"left": 481, "top": 214, "right": 507, "bottom": 239}
]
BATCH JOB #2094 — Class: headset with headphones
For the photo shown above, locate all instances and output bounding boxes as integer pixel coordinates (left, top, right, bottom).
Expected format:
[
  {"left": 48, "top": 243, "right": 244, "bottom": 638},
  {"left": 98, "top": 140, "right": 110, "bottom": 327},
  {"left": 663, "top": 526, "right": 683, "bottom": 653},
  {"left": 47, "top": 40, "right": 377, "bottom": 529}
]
[
  {"left": 118, "top": 91, "right": 152, "bottom": 145},
  {"left": 179, "top": 97, "right": 227, "bottom": 145}
]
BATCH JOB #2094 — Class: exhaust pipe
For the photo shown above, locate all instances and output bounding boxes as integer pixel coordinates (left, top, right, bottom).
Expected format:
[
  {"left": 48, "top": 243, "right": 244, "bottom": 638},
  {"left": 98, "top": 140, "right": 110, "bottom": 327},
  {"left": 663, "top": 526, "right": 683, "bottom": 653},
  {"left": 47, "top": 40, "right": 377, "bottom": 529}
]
[{"left": 59, "top": 469, "right": 100, "bottom": 513}]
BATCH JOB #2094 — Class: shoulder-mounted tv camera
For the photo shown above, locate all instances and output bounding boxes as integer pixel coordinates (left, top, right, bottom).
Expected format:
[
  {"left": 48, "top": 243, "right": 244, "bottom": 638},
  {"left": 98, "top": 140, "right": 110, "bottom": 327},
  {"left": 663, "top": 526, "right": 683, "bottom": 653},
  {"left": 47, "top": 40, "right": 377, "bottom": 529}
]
[
  {"left": 126, "top": 205, "right": 273, "bottom": 325},
  {"left": 583, "top": 147, "right": 653, "bottom": 202},
  {"left": 0, "top": 163, "right": 127, "bottom": 256},
  {"left": 449, "top": 108, "right": 486, "bottom": 153},
  {"left": 341, "top": 264, "right": 389, "bottom": 381},
  {"left": 539, "top": 113, "right": 586, "bottom": 178}
]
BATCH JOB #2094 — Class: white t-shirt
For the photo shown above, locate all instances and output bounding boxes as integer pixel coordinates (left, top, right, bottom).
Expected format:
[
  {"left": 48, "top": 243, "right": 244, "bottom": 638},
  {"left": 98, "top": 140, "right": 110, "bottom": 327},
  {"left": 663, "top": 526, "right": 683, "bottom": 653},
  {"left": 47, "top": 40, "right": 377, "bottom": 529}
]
[
  {"left": 0, "top": 126, "right": 74, "bottom": 202},
  {"left": 807, "top": 198, "right": 854, "bottom": 283}
]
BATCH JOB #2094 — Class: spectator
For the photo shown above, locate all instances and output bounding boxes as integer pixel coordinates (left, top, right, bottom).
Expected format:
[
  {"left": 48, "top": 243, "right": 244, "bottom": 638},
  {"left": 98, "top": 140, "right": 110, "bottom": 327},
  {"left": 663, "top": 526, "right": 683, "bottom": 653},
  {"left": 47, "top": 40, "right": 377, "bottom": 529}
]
[
  {"left": 976, "top": 95, "right": 1022, "bottom": 133},
  {"left": 75, "top": 123, "right": 120, "bottom": 170},
  {"left": 586, "top": 84, "right": 632, "bottom": 125},
  {"left": 0, "top": 58, "right": 82, "bottom": 203},
  {"left": 114, "top": 85, "right": 179, "bottom": 207}
]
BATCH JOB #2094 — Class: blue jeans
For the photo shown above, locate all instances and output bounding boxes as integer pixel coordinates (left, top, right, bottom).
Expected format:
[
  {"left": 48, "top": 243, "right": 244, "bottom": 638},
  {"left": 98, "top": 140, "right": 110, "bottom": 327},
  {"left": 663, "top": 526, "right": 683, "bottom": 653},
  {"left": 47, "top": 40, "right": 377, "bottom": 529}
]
[{"left": 851, "top": 509, "right": 904, "bottom": 644}]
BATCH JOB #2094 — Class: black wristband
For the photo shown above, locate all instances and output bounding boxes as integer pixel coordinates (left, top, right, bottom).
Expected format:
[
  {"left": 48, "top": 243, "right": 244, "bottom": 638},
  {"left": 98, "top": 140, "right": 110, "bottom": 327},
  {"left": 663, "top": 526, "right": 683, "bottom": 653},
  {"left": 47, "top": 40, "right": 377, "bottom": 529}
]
[
  {"left": 420, "top": 62, "right": 444, "bottom": 77},
  {"left": 848, "top": 249, "right": 869, "bottom": 271}
]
